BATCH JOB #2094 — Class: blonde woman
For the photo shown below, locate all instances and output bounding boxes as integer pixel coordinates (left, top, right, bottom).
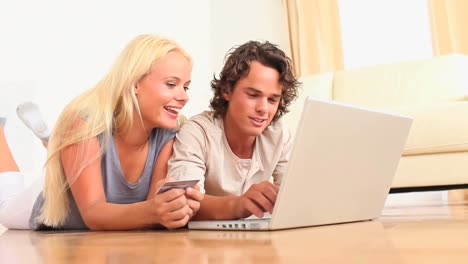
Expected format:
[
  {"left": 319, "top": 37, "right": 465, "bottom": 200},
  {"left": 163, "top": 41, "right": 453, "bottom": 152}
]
[{"left": 0, "top": 34, "right": 203, "bottom": 230}]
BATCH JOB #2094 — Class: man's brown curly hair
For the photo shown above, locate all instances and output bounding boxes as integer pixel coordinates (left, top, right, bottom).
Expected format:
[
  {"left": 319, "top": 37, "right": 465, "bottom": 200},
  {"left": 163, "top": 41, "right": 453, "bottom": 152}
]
[{"left": 210, "top": 41, "right": 300, "bottom": 123}]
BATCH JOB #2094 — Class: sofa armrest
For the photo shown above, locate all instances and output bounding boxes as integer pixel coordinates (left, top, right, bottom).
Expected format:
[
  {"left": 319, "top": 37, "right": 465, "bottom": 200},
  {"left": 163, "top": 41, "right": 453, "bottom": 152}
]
[
  {"left": 299, "top": 73, "right": 334, "bottom": 100},
  {"left": 283, "top": 73, "right": 334, "bottom": 134}
]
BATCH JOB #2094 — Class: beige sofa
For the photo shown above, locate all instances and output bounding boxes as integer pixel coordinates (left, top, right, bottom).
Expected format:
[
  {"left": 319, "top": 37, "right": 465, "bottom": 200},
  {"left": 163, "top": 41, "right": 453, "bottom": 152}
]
[{"left": 284, "top": 54, "right": 468, "bottom": 191}]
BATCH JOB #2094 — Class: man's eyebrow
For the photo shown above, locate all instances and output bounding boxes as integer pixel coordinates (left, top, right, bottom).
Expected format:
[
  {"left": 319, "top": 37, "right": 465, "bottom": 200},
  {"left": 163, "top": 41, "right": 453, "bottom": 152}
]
[
  {"left": 246, "top": 87, "right": 281, "bottom": 97},
  {"left": 246, "top": 87, "right": 261, "bottom": 93}
]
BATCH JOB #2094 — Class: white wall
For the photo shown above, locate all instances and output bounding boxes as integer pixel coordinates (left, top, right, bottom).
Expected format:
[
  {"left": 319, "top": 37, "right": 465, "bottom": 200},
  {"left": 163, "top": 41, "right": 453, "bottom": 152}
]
[
  {"left": 338, "top": 0, "right": 433, "bottom": 69},
  {"left": 1, "top": 0, "right": 214, "bottom": 183},
  {"left": 209, "top": 0, "right": 289, "bottom": 74}
]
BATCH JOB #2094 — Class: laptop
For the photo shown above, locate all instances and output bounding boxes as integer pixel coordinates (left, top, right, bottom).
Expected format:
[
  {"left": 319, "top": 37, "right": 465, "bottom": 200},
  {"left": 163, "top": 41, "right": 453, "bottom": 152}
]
[{"left": 188, "top": 97, "right": 413, "bottom": 230}]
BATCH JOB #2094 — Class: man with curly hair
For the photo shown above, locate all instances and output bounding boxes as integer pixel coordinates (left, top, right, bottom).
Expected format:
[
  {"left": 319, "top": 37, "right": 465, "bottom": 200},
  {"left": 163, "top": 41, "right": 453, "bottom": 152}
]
[{"left": 168, "top": 41, "right": 300, "bottom": 220}]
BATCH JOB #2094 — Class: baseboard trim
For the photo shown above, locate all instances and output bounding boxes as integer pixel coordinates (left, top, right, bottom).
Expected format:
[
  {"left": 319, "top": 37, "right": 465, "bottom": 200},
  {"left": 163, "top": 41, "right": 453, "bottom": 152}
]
[{"left": 390, "top": 184, "right": 468, "bottom": 193}]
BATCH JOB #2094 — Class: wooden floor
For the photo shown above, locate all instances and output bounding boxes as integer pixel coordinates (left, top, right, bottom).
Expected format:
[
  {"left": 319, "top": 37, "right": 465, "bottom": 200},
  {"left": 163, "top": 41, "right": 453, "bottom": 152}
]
[{"left": 1, "top": 194, "right": 467, "bottom": 263}]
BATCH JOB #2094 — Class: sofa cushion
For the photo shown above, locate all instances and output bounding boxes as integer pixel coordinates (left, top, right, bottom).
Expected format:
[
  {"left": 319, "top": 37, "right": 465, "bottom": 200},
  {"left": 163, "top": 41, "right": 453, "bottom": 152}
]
[{"left": 390, "top": 101, "right": 468, "bottom": 156}]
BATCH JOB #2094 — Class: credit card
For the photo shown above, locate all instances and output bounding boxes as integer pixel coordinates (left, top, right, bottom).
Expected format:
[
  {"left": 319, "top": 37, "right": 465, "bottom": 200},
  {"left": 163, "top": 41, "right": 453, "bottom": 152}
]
[{"left": 156, "top": 179, "right": 200, "bottom": 194}]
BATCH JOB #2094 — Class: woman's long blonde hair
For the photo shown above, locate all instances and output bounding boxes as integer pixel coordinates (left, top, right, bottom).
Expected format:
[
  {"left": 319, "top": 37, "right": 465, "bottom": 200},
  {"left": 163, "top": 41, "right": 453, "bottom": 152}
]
[{"left": 38, "top": 35, "right": 192, "bottom": 227}]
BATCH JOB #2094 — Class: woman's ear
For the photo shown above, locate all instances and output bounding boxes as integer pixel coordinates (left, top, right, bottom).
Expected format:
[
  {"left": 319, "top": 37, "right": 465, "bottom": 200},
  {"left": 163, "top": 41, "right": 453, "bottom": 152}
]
[{"left": 134, "top": 83, "right": 139, "bottom": 95}]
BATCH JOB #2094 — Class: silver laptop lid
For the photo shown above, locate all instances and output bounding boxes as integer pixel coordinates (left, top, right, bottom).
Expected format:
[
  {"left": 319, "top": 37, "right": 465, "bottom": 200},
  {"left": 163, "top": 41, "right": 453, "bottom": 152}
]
[{"left": 270, "top": 97, "right": 412, "bottom": 230}]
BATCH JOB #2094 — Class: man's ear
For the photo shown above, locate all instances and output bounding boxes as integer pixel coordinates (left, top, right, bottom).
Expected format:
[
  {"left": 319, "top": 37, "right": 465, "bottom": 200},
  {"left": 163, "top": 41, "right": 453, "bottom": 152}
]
[
  {"left": 222, "top": 85, "right": 232, "bottom": 101},
  {"left": 222, "top": 91, "right": 230, "bottom": 101}
]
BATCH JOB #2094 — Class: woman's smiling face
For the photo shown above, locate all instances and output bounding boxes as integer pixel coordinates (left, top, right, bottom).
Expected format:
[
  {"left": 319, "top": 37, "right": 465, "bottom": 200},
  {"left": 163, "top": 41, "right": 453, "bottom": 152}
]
[{"left": 135, "top": 51, "right": 191, "bottom": 129}]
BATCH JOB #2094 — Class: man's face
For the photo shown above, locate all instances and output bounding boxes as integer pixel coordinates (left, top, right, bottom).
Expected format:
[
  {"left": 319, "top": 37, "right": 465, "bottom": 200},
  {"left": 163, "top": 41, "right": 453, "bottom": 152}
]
[{"left": 224, "top": 61, "right": 282, "bottom": 137}]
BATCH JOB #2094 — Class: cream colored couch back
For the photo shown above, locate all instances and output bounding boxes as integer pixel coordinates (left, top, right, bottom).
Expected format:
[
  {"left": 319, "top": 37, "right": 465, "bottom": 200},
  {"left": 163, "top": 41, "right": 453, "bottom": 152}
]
[
  {"left": 284, "top": 54, "right": 468, "bottom": 134},
  {"left": 333, "top": 54, "right": 468, "bottom": 108}
]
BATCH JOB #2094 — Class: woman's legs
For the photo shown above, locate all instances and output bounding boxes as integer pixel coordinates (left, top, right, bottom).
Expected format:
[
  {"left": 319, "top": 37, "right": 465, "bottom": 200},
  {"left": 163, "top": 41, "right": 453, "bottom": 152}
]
[
  {"left": 0, "top": 113, "right": 45, "bottom": 229},
  {"left": 0, "top": 122, "right": 33, "bottom": 229},
  {"left": 0, "top": 173, "right": 43, "bottom": 229},
  {"left": 0, "top": 125, "right": 23, "bottom": 206},
  {"left": 0, "top": 126, "right": 19, "bottom": 172}
]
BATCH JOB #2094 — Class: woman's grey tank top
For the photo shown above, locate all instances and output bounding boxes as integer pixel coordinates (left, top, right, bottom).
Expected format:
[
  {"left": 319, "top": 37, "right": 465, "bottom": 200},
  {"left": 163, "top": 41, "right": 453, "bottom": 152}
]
[{"left": 29, "top": 128, "right": 176, "bottom": 230}]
